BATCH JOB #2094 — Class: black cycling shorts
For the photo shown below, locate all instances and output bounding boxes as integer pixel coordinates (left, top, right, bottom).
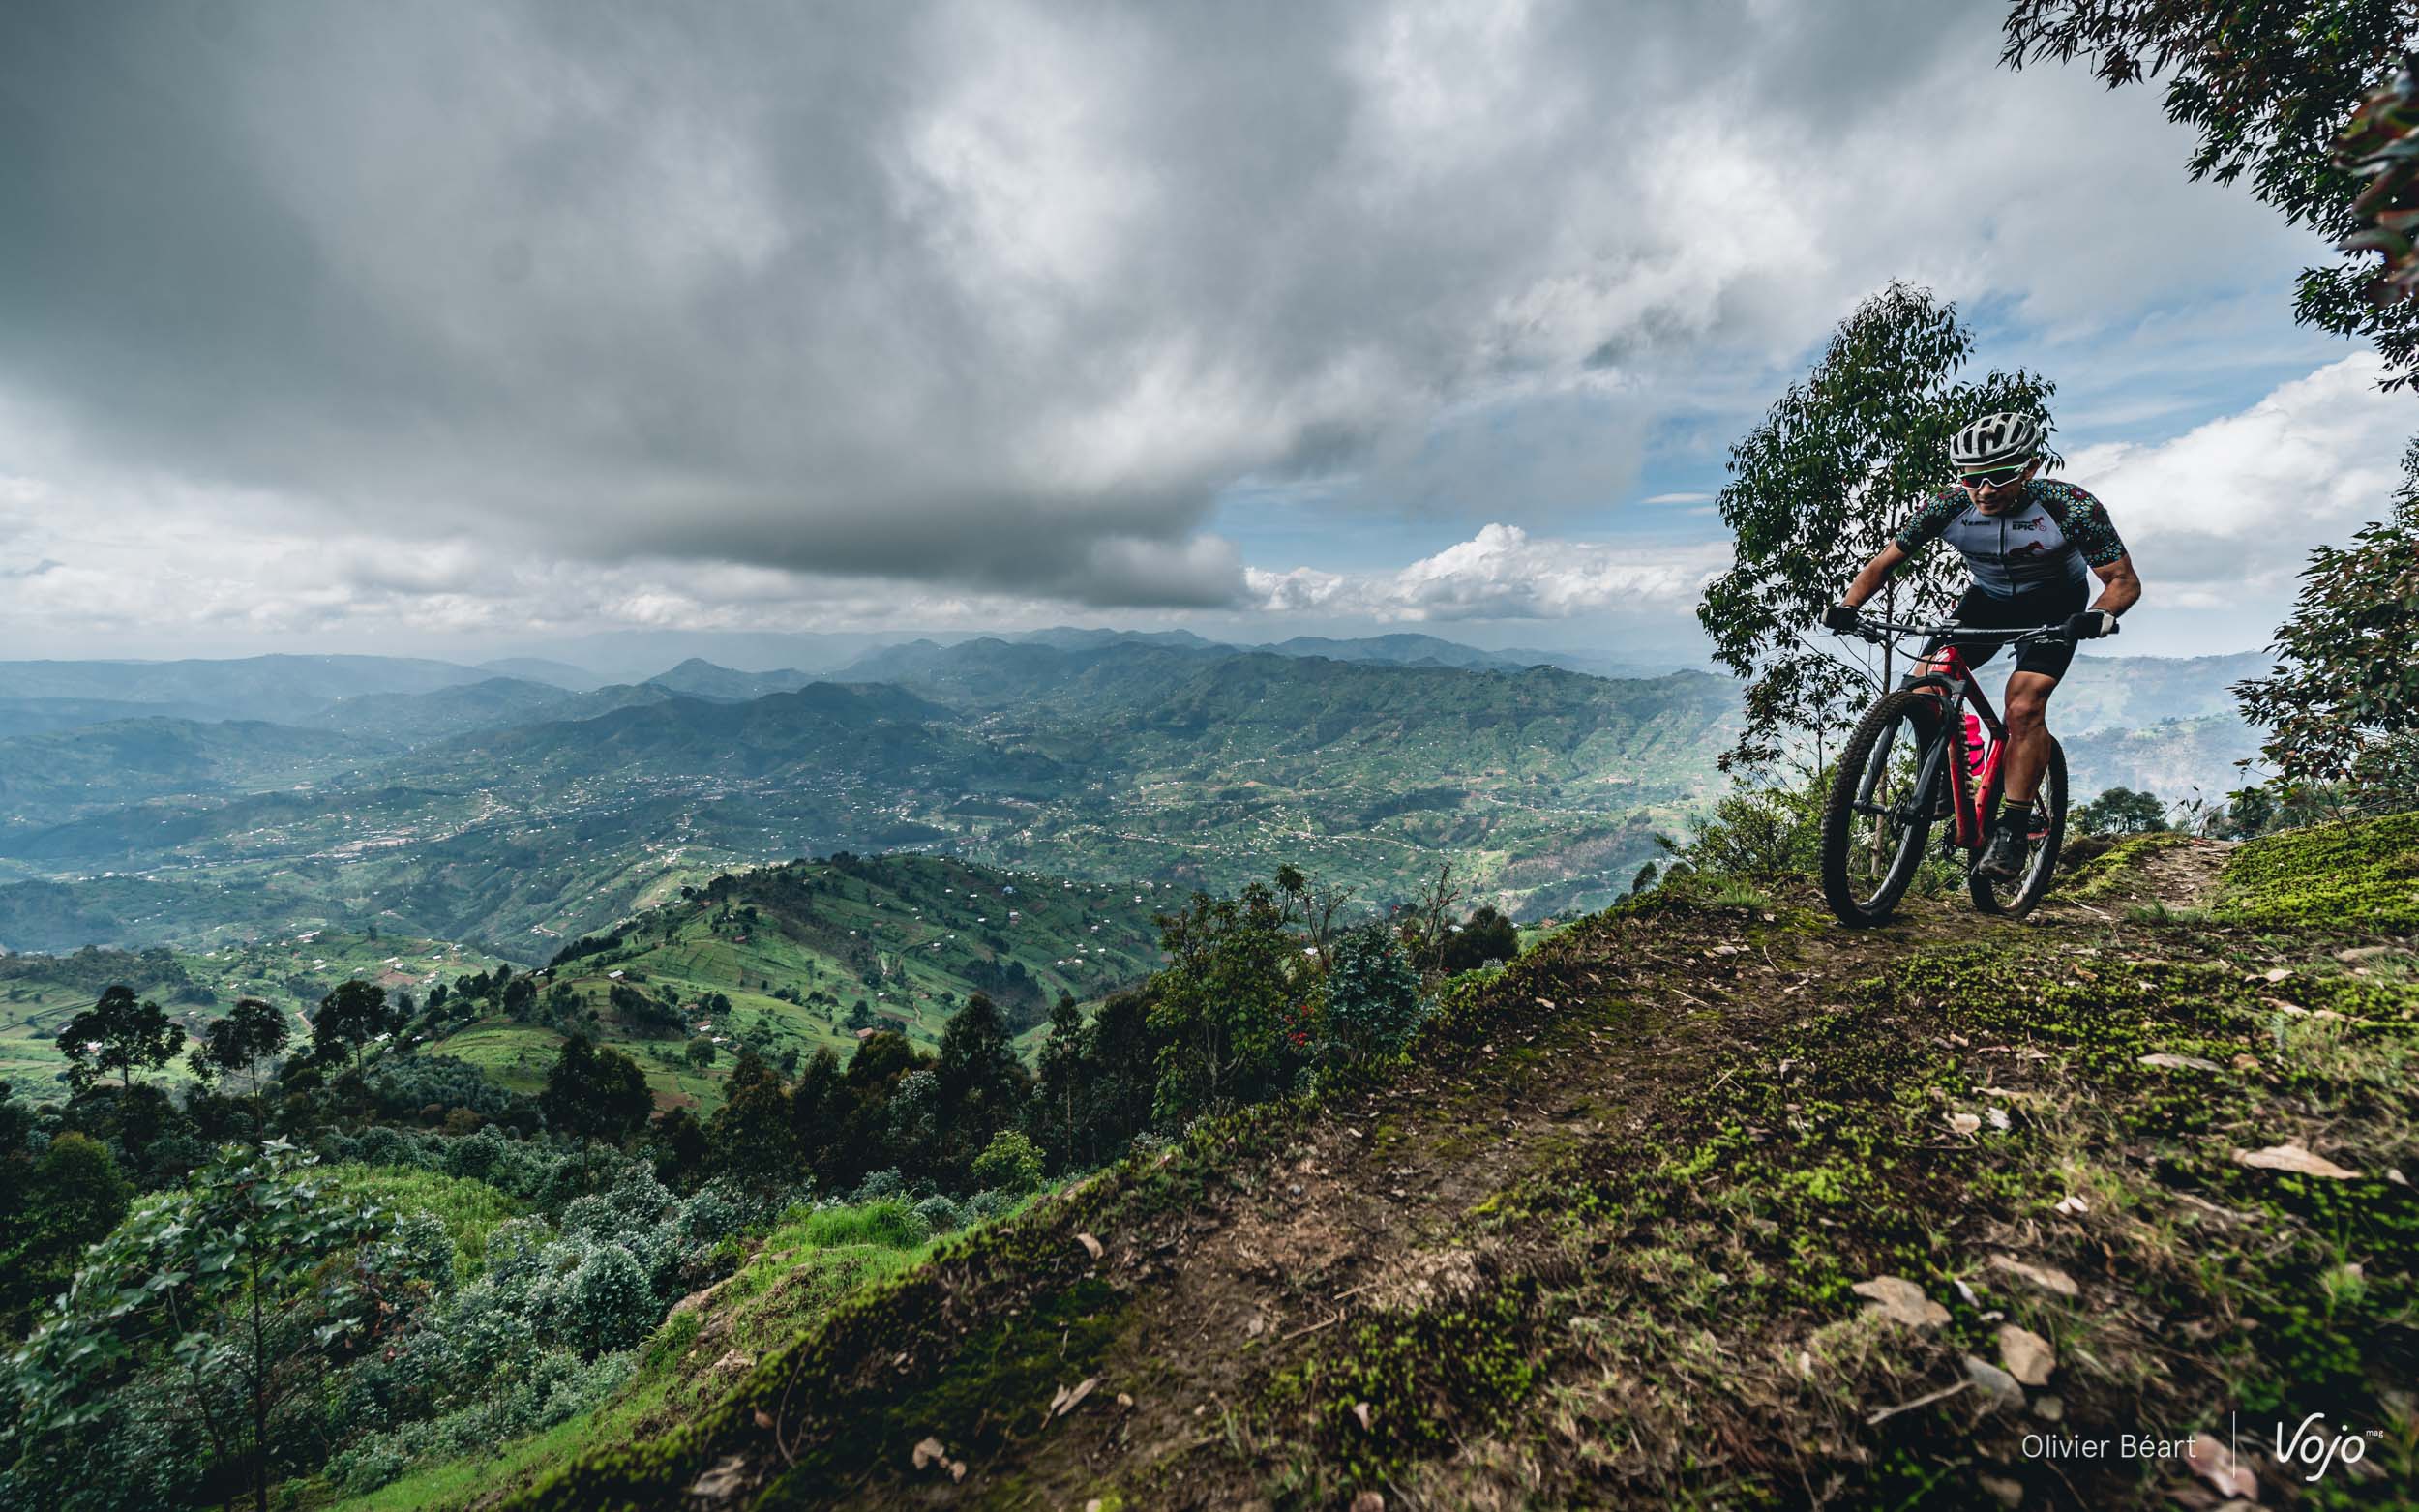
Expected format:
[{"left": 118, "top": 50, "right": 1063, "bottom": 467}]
[{"left": 1932, "top": 581, "right": 2089, "bottom": 681}]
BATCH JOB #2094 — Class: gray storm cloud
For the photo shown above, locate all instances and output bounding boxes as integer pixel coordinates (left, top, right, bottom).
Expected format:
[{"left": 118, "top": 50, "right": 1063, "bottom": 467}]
[{"left": 0, "top": 1, "right": 2314, "bottom": 614}]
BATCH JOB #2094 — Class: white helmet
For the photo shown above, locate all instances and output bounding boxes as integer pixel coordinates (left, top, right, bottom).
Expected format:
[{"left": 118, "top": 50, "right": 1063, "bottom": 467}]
[{"left": 1949, "top": 412, "right": 2043, "bottom": 470}]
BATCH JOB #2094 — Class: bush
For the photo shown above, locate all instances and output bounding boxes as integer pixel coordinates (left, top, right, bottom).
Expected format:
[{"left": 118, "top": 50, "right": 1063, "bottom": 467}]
[
  {"left": 964, "top": 1189, "right": 1019, "bottom": 1223},
  {"left": 913, "top": 1194, "right": 966, "bottom": 1234},
  {"left": 969, "top": 1130, "right": 1043, "bottom": 1195},
  {"left": 1657, "top": 780, "right": 1823, "bottom": 881},
  {"left": 559, "top": 1245, "right": 655, "bottom": 1356},
  {"left": 1324, "top": 924, "right": 1424, "bottom": 1058}
]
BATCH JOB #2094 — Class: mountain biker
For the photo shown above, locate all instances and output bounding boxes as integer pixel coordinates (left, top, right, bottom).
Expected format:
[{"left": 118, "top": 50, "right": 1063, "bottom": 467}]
[{"left": 1820, "top": 412, "right": 2143, "bottom": 880}]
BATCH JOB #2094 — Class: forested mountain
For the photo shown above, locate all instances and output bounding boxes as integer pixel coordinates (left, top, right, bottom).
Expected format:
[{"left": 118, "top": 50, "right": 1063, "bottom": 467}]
[
  {"left": 0, "top": 638, "right": 2273, "bottom": 959},
  {"left": 642, "top": 660, "right": 821, "bottom": 701}
]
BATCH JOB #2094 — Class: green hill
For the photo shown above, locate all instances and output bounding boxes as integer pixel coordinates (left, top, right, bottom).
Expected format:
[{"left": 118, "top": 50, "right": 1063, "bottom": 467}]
[
  {"left": 0, "top": 928, "right": 518, "bottom": 1103},
  {"left": 420, "top": 853, "right": 1164, "bottom": 1115}
]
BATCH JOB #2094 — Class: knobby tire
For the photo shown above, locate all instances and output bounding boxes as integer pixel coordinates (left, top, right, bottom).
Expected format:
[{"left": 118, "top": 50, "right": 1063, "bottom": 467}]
[{"left": 1820, "top": 687, "right": 1939, "bottom": 928}]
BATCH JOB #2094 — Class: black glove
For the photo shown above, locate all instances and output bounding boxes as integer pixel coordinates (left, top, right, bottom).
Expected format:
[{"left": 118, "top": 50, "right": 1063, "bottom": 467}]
[
  {"left": 1822, "top": 604, "right": 1862, "bottom": 634},
  {"left": 2062, "top": 609, "right": 2118, "bottom": 641}
]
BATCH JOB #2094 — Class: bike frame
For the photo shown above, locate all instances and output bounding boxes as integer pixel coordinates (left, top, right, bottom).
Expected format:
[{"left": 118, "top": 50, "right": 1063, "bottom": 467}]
[{"left": 1896, "top": 645, "right": 2005, "bottom": 851}]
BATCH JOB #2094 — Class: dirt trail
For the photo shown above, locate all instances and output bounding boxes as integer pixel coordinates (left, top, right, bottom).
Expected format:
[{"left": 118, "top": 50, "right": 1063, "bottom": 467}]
[{"left": 703, "top": 840, "right": 2263, "bottom": 1510}]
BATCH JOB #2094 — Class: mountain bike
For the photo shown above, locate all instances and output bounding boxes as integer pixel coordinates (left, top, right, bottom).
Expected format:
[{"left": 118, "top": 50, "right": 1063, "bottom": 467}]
[{"left": 1817, "top": 615, "right": 2109, "bottom": 928}]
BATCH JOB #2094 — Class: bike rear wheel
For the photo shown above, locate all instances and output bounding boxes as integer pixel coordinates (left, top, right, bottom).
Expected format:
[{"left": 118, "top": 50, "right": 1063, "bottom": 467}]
[
  {"left": 1820, "top": 688, "right": 1940, "bottom": 928},
  {"left": 1970, "top": 737, "right": 2067, "bottom": 918}
]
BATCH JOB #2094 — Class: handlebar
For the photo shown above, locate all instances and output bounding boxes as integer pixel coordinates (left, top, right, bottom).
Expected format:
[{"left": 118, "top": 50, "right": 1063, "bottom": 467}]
[{"left": 1837, "top": 614, "right": 2117, "bottom": 647}]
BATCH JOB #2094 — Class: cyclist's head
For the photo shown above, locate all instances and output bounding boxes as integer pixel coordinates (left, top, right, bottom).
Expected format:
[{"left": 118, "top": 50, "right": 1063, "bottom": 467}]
[{"left": 1949, "top": 411, "right": 2043, "bottom": 509}]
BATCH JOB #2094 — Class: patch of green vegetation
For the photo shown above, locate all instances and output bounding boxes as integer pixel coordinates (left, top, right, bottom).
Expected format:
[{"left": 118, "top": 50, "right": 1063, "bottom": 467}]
[
  {"left": 320, "top": 1163, "right": 523, "bottom": 1277},
  {"left": 2064, "top": 828, "right": 2194, "bottom": 902},
  {"left": 325, "top": 1199, "right": 941, "bottom": 1512},
  {"left": 2218, "top": 811, "right": 2419, "bottom": 932},
  {"left": 1261, "top": 1278, "right": 1540, "bottom": 1491}
]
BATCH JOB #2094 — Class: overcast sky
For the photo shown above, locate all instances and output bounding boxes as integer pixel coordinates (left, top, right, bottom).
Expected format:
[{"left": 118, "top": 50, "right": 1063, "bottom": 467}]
[{"left": 1, "top": 0, "right": 2404, "bottom": 667}]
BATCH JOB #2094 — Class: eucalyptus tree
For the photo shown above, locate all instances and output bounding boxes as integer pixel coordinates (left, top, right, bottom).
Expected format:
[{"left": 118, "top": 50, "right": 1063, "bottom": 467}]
[{"left": 1697, "top": 282, "right": 2054, "bottom": 772}]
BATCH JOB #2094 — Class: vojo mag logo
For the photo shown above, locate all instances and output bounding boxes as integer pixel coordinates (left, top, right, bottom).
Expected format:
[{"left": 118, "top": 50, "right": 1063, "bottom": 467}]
[{"left": 2273, "top": 1412, "right": 2377, "bottom": 1483}]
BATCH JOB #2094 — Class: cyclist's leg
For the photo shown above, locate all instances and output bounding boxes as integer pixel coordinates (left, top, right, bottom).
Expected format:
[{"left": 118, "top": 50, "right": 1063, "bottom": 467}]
[
  {"left": 1996, "top": 584, "right": 2086, "bottom": 815},
  {"left": 1998, "top": 670, "right": 2059, "bottom": 807}
]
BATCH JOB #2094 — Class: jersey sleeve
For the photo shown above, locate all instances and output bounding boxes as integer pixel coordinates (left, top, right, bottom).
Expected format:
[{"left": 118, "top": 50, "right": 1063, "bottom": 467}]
[
  {"left": 2041, "top": 481, "right": 2128, "bottom": 567},
  {"left": 1894, "top": 489, "right": 1964, "bottom": 554}
]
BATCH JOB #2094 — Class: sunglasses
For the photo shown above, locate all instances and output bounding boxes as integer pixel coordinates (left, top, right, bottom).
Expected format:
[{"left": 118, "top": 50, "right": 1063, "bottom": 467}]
[{"left": 1957, "top": 464, "right": 2029, "bottom": 489}]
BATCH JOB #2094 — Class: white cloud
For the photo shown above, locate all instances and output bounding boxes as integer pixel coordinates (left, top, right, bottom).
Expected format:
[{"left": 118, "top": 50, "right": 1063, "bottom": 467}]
[
  {"left": 2065, "top": 353, "right": 2409, "bottom": 608},
  {"left": 0, "top": 0, "right": 2326, "bottom": 640},
  {"left": 1244, "top": 523, "right": 1726, "bottom": 622}
]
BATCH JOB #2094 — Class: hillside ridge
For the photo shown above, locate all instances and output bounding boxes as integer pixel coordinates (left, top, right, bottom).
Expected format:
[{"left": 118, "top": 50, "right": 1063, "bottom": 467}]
[{"left": 511, "top": 819, "right": 2418, "bottom": 1509}]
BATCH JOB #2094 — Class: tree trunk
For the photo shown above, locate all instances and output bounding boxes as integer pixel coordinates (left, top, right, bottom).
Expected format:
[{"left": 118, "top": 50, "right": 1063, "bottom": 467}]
[{"left": 251, "top": 1248, "right": 269, "bottom": 1512}]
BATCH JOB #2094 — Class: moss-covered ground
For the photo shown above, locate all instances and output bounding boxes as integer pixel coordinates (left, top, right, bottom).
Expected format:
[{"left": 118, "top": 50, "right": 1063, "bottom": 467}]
[{"left": 493, "top": 817, "right": 2418, "bottom": 1509}]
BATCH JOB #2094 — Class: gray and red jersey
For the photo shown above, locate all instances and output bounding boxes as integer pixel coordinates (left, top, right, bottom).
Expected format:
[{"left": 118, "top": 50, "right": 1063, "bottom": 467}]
[{"left": 1894, "top": 479, "right": 2127, "bottom": 598}]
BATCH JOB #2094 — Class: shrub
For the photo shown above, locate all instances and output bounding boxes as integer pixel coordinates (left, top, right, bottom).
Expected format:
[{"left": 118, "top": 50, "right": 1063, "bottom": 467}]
[
  {"left": 970, "top": 1129, "right": 1044, "bottom": 1195},
  {"left": 913, "top": 1194, "right": 966, "bottom": 1234},
  {"left": 1324, "top": 924, "right": 1425, "bottom": 1058},
  {"left": 560, "top": 1245, "right": 655, "bottom": 1356}
]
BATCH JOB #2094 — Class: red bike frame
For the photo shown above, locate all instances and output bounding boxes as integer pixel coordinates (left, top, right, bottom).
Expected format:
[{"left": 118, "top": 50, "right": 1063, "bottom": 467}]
[{"left": 1922, "top": 643, "right": 2007, "bottom": 852}]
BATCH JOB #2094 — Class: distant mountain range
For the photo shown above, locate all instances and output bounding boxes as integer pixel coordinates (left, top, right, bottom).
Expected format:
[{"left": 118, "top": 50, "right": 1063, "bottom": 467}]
[{"left": 0, "top": 634, "right": 2278, "bottom": 954}]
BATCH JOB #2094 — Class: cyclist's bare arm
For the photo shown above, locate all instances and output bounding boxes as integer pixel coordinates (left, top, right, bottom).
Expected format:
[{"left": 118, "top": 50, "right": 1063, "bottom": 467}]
[
  {"left": 1840, "top": 542, "right": 1909, "bottom": 609},
  {"left": 2089, "top": 553, "right": 2142, "bottom": 617}
]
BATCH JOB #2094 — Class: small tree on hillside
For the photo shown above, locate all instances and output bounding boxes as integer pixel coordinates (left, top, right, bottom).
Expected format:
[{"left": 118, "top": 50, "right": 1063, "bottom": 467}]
[
  {"left": 540, "top": 1033, "right": 652, "bottom": 1141},
  {"left": 1438, "top": 904, "right": 1520, "bottom": 974},
  {"left": 54, "top": 985, "right": 187, "bottom": 1094},
  {"left": 971, "top": 1129, "right": 1044, "bottom": 1195},
  {"left": 2073, "top": 786, "right": 2171, "bottom": 837},
  {"left": 1148, "top": 884, "right": 1302, "bottom": 1126},
  {"left": 1324, "top": 924, "right": 1425, "bottom": 1059},
  {"left": 935, "top": 993, "right": 1033, "bottom": 1181},
  {"left": 707, "top": 1050, "right": 797, "bottom": 1193},
  {"left": 312, "top": 980, "right": 395, "bottom": 1070},
  {"left": 190, "top": 997, "right": 291, "bottom": 1128},
  {"left": 1697, "top": 282, "right": 2056, "bottom": 772},
  {"left": 1032, "top": 993, "right": 1087, "bottom": 1171}
]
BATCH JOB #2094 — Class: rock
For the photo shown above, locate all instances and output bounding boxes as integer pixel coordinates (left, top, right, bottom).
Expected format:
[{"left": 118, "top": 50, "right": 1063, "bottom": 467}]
[
  {"left": 2138, "top": 1052, "right": 2223, "bottom": 1072},
  {"left": 1963, "top": 1355, "right": 2024, "bottom": 1411},
  {"left": 911, "top": 1438, "right": 947, "bottom": 1470},
  {"left": 1851, "top": 1276, "right": 1949, "bottom": 1328},
  {"left": 1986, "top": 1107, "right": 2012, "bottom": 1131},
  {"left": 1948, "top": 1112, "right": 1984, "bottom": 1136},
  {"left": 1997, "top": 1324, "right": 2055, "bottom": 1386},
  {"left": 1076, "top": 1231, "right": 1104, "bottom": 1260},
  {"left": 2263, "top": 966, "right": 2291, "bottom": 983},
  {"left": 688, "top": 1454, "right": 752, "bottom": 1499},
  {"left": 707, "top": 1349, "right": 756, "bottom": 1378},
  {"left": 1987, "top": 1255, "right": 2080, "bottom": 1298},
  {"left": 2187, "top": 1434, "right": 2259, "bottom": 1499},
  {"left": 1352, "top": 1494, "right": 1387, "bottom": 1512},
  {"left": 2030, "top": 1394, "right": 2064, "bottom": 1423},
  {"left": 1979, "top": 1472, "right": 2024, "bottom": 1508},
  {"left": 2236, "top": 1142, "right": 2363, "bottom": 1179}
]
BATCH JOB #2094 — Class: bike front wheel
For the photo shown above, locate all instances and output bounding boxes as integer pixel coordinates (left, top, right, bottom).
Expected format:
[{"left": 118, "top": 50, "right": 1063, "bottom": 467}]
[
  {"left": 1970, "top": 737, "right": 2068, "bottom": 919},
  {"left": 1821, "top": 688, "right": 1940, "bottom": 928}
]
